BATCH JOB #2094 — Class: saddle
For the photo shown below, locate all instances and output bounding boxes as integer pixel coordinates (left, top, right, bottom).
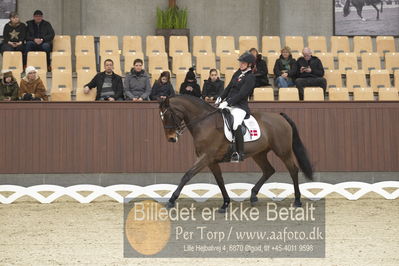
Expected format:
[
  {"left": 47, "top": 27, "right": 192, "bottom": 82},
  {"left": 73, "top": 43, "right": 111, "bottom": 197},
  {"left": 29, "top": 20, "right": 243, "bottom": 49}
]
[{"left": 221, "top": 109, "right": 261, "bottom": 143}]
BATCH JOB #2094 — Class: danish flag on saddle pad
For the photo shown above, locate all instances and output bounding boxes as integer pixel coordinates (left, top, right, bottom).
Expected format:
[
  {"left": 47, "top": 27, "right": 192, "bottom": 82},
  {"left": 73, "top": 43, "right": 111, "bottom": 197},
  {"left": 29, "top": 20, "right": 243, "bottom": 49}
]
[{"left": 250, "top": 130, "right": 258, "bottom": 137}]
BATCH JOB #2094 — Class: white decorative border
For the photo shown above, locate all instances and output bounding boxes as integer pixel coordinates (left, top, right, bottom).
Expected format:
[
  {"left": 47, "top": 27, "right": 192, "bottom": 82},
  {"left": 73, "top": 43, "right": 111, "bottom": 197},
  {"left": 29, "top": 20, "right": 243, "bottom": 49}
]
[{"left": 0, "top": 182, "right": 398, "bottom": 204}]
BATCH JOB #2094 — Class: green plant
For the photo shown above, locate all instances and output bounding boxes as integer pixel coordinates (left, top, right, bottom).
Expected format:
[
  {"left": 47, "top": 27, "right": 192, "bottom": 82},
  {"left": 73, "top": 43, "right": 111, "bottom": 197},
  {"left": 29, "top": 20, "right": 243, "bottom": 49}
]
[
  {"left": 156, "top": 7, "right": 164, "bottom": 29},
  {"left": 156, "top": 7, "right": 188, "bottom": 29},
  {"left": 176, "top": 8, "right": 187, "bottom": 28}
]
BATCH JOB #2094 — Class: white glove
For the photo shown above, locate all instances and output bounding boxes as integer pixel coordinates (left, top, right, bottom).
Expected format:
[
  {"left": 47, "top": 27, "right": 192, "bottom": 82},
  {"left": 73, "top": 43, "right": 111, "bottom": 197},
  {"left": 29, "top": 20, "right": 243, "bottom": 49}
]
[
  {"left": 218, "top": 101, "right": 228, "bottom": 109},
  {"left": 215, "top": 97, "right": 222, "bottom": 104}
]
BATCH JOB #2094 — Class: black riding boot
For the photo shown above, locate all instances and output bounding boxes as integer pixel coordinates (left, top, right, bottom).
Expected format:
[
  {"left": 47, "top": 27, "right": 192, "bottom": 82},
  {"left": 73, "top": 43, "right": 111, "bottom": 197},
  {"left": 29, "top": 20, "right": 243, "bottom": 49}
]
[{"left": 231, "top": 125, "right": 244, "bottom": 163}]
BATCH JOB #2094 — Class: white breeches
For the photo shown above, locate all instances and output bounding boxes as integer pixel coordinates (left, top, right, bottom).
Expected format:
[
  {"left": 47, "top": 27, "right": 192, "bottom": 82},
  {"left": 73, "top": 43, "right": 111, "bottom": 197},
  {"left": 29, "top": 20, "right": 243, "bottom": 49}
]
[{"left": 225, "top": 106, "right": 246, "bottom": 130}]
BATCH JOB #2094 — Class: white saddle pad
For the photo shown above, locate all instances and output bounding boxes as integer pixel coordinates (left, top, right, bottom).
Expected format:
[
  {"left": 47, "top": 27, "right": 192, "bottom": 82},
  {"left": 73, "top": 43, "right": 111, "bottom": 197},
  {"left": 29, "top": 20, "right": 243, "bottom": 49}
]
[{"left": 222, "top": 115, "right": 261, "bottom": 142}]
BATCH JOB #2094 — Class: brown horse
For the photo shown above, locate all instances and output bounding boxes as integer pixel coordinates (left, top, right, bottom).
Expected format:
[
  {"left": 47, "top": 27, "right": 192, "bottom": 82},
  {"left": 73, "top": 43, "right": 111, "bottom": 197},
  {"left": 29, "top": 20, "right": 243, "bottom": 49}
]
[
  {"left": 159, "top": 95, "right": 313, "bottom": 212},
  {"left": 343, "top": 0, "right": 383, "bottom": 21}
]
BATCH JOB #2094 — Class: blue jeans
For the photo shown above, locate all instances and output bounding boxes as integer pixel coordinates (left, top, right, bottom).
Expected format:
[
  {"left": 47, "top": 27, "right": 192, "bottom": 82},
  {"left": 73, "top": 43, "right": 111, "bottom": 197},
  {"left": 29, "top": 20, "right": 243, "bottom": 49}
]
[
  {"left": 276, "top": 76, "right": 295, "bottom": 88},
  {"left": 26, "top": 41, "right": 52, "bottom": 66}
]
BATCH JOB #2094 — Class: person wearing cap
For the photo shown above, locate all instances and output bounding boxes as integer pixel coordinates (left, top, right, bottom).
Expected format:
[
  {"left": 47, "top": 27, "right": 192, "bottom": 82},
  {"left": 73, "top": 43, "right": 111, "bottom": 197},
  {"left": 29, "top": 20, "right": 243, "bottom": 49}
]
[
  {"left": 26, "top": 10, "right": 55, "bottom": 71},
  {"left": 19, "top": 66, "right": 48, "bottom": 101},
  {"left": 1, "top": 12, "right": 26, "bottom": 63},
  {"left": 179, "top": 67, "right": 201, "bottom": 98},
  {"left": 215, "top": 52, "right": 256, "bottom": 162},
  {"left": 0, "top": 70, "right": 20, "bottom": 101}
]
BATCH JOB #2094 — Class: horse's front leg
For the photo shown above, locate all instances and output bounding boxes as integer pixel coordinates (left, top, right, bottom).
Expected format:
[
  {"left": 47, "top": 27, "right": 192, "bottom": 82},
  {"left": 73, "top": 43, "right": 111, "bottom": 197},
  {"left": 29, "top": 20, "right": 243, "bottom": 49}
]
[{"left": 167, "top": 154, "right": 208, "bottom": 208}]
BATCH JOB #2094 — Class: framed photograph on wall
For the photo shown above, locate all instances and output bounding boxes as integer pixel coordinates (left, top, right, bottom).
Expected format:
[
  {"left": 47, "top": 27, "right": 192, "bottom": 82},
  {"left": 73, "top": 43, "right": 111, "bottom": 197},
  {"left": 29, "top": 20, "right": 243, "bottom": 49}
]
[
  {"left": 334, "top": 0, "right": 399, "bottom": 36},
  {"left": 0, "top": 0, "right": 17, "bottom": 37}
]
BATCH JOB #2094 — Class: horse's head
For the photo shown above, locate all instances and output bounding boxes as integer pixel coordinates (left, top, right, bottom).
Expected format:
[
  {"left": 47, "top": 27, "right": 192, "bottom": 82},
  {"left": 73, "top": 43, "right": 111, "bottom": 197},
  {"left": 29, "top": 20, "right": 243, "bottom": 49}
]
[{"left": 159, "top": 97, "right": 185, "bottom": 143}]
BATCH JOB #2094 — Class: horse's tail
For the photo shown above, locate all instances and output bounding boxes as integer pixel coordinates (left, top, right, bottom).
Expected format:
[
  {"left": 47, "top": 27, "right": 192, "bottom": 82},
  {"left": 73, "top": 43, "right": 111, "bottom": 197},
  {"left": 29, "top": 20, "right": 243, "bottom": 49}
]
[
  {"left": 343, "top": 0, "right": 351, "bottom": 17},
  {"left": 280, "top": 113, "right": 314, "bottom": 181}
]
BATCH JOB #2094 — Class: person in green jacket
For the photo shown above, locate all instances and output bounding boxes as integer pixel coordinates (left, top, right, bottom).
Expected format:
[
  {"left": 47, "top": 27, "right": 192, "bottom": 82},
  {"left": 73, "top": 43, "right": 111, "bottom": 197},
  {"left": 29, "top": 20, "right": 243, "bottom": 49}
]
[{"left": 0, "top": 70, "right": 19, "bottom": 101}]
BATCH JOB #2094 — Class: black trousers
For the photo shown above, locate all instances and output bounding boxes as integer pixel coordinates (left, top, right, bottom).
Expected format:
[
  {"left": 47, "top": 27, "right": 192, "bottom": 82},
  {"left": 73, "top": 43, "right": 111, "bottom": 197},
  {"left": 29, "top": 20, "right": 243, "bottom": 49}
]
[{"left": 295, "top": 77, "right": 327, "bottom": 100}]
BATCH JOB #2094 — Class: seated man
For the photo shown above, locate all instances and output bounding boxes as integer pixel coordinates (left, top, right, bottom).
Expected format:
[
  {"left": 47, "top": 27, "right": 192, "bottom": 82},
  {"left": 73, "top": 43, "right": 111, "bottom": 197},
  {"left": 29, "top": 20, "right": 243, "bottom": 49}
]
[
  {"left": 291, "top": 47, "right": 326, "bottom": 100},
  {"left": 26, "top": 10, "right": 55, "bottom": 71},
  {"left": 84, "top": 59, "right": 123, "bottom": 101}
]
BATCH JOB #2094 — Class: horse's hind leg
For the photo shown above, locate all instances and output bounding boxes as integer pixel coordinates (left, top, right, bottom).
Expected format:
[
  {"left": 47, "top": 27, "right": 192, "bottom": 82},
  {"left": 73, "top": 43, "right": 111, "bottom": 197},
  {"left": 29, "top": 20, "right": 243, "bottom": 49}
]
[
  {"left": 372, "top": 4, "right": 380, "bottom": 20},
  {"left": 357, "top": 6, "right": 366, "bottom": 21},
  {"left": 281, "top": 152, "right": 302, "bottom": 207},
  {"left": 209, "top": 163, "right": 230, "bottom": 213},
  {"left": 250, "top": 151, "right": 275, "bottom": 205}
]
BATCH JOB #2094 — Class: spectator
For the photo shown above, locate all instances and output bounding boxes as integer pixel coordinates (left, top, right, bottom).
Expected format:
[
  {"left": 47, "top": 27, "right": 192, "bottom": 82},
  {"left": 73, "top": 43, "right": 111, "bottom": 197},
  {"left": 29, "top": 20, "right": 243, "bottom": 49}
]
[
  {"left": 291, "top": 47, "right": 326, "bottom": 100},
  {"left": 84, "top": 59, "right": 123, "bottom": 101},
  {"left": 124, "top": 58, "right": 151, "bottom": 101},
  {"left": 26, "top": 10, "right": 55, "bottom": 71},
  {"left": 202, "top": 69, "right": 224, "bottom": 102},
  {"left": 1, "top": 12, "right": 27, "bottom": 65},
  {"left": 0, "top": 70, "right": 19, "bottom": 101},
  {"left": 19, "top": 66, "right": 47, "bottom": 101},
  {"left": 249, "top": 48, "right": 269, "bottom": 87},
  {"left": 273, "top": 46, "right": 296, "bottom": 88},
  {"left": 149, "top": 71, "right": 175, "bottom": 101},
  {"left": 179, "top": 67, "right": 201, "bottom": 97}
]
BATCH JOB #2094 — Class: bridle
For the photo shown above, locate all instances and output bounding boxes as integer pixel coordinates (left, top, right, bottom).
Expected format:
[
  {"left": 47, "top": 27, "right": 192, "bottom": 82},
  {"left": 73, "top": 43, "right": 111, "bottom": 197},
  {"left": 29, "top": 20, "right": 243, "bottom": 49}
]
[
  {"left": 160, "top": 105, "right": 220, "bottom": 136},
  {"left": 160, "top": 107, "right": 186, "bottom": 136}
]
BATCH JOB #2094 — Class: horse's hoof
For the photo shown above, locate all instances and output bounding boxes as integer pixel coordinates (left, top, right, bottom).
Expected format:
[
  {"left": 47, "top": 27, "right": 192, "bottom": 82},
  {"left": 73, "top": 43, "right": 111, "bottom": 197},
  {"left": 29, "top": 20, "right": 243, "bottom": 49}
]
[
  {"left": 218, "top": 207, "right": 227, "bottom": 213},
  {"left": 166, "top": 201, "right": 175, "bottom": 209},
  {"left": 361, "top": 18, "right": 367, "bottom": 21},
  {"left": 294, "top": 200, "right": 302, "bottom": 208},
  {"left": 250, "top": 196, "right": 258, "bottom": 206}
]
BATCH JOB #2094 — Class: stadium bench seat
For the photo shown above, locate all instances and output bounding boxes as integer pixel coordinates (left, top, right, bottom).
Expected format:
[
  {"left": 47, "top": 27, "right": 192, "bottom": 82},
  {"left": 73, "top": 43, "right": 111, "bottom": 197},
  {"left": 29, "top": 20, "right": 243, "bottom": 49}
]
[
  {"left": 304, "top": 87, "right": 324, "bottom": 101},
  {"left": 262, "top": 36, "right": 281, "bottom": 54},
  {"left": 279, "top": 87, "right": 299, "bottom": 101},
  {"left": 53, "top": 35, "right": 71, "bottom": 53},
  {"left": 99, "top": 35, "right": 119, "bottom": 56},
  {"left": 353, "top": 87, "right": 374, "bottom": 101},
  {"left": 328, "top": 87, "right": 349, "bottom": 101},
  {"left": 308, "top": 36, "right": 327, "bottom": 53}
]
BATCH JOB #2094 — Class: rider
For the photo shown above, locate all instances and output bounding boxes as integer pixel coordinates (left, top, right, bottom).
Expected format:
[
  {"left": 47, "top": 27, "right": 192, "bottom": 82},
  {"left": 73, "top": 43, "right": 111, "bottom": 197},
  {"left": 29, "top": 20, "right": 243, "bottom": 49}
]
[{"left": 216, "top": 51, "right": 256, "bottom": 162}]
